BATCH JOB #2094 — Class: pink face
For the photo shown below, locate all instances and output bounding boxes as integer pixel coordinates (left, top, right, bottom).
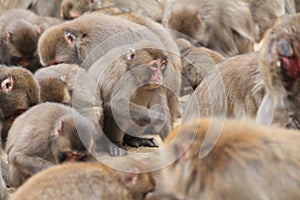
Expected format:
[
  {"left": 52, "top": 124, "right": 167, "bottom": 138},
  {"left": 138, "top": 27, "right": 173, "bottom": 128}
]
[{"left": 147, "top": 59, "right": 167, "bottom": 89}]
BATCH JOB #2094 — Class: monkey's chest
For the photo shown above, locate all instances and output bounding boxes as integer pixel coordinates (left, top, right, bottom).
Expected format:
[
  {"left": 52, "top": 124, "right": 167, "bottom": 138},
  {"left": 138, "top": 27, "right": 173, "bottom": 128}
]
[{"left": 130, "top": 89, "right": 160, "bottom": 108}]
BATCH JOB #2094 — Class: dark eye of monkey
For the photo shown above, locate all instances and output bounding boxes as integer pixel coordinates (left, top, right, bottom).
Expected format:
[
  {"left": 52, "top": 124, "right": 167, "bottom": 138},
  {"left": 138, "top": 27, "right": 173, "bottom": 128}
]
[
  {"left": 10, "top": 56, "right": 21, "bottom": 63},
  {"left": 58, "top": 152, "right": 68, "bottom": 163}
]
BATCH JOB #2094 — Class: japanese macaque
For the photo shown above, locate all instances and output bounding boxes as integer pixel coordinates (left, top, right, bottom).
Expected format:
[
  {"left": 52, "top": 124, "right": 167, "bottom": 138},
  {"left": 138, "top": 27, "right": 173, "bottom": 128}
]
[
  {"left": 163, "top": 0, "right": 257, "bottom": 57},
  {"left": 163, "top": 0, "right": 295, "bottom": 57},
  {"left": 6, "top": 102, "right": 97, "bottom": 187},
  {"left": 0, "top": 66, "right": 40, "bottom": 147},
  {"left": 159, "top": 118, "right": 300, "bottom": 199},
  {"left": 60, "top": 0, "right": 167, "bottom": 22},
  {"left": 90, "top": 41, "right": 173, "bottom": 156},
  {"left": 182, "top": 52, "right": 265, "bottom": 122},
  {"left": 0, "top": 9, "right": 62, "bottom": 72},
  {"left": 34, "top": 63, "right": 104, "bottom": 132},
  {"left": 0, "top": 0, "right": 62, "bottom": 17},
  {"left": 11, "top": 161, "right": 155, "bottom": 200},
  {"left": 175, "top": 38, "right": 224, "bottom": 95},
  {"left": 257, "top": 13, "right": 300, "bottom": 128}
]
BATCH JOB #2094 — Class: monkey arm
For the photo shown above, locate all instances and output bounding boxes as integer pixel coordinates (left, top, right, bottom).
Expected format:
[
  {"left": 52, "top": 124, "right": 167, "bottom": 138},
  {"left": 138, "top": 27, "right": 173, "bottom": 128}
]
[
  {"left": 9, "top": 153, "right": 53, "bottom": 175},
  {"left": 111, "top": 98, "right": 166, "bottom": 125}
]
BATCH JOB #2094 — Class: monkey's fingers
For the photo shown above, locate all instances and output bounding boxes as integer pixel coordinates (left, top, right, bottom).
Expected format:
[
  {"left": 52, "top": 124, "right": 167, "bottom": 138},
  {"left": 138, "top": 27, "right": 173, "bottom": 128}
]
[{"left": 109, "top": 144, "right": 127, "bottom": 157}]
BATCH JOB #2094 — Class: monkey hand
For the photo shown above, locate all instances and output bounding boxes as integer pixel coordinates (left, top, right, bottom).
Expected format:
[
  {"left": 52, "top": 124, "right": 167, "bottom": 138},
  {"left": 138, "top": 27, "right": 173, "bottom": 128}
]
[{"left": 109, "top": 143, "right": 128, "bottom": 157}]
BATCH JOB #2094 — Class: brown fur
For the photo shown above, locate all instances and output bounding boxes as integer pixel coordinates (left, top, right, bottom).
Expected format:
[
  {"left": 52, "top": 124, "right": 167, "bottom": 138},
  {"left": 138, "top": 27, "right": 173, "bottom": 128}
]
[
  {"left": 90, "top": 41, "right": 172, "bottom": 156},
  {"left": 6, "top": 102, "right": 96, "bottom": 187},
  {"left": 11, "top": 161, "right": 155, "bottom": 200},
  {"left": 61, "top": 0, "right": 166, "bottom": 22},
  {"left": 176, "top": 38, "right": 224, "bottom": 95},
  {"left": 0, "top": 66, "right": 40, "bottom": 148},
  {"left": 183, "top": 52, "right": 265, "bottom": 121},
  {"left": 160, "top": 118, "right": 300, "bottom": 199},
  {"left": 0, "top": 9, "right": 62, "bottom": 72},
  {"left": 34, "top": 63, "right": 104, "bottom": 134},
  {"left": 257, "top": 13, "right": 300, "bottom": 128},
  {"left": 0, "top": 159, "right": 8, "bottom": 200},
  {"left": 163, "top": 0, "right": 256, "bottom": 57}
]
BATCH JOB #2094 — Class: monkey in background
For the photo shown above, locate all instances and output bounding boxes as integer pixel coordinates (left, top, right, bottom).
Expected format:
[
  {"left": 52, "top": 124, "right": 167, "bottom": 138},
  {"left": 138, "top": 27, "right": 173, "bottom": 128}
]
[
  {"left": 257, "top": 13, "right": 300, "bottom": 128},
  {"left": 11, "top": 161, "right": 155, "bottom": 200},
  {"left": 159, "top": 118, "right": 300, "bottom": 199},
  {"left": 182, "top": 52, "right": 264, "bottom": 122},
  {"left": 175, "top": 38, "right": 224, "bottom": 95},
  {"left": 163, "top": 0, "right": 256, "bottom": 57},
  {"left": 34, "top": 63, "right": 104, "bottom": 135},
  {"left": 61, "top": 0, "right": 167, "bottom": 22},
  {"left": 0, "top": 9, "right": 62, "bottom": 72},
  {"left": 6, "top": 102, "right": 97, "bottom": 187},
  {"left": 0, "top": 66, "right": 40, "bottom": 148}
]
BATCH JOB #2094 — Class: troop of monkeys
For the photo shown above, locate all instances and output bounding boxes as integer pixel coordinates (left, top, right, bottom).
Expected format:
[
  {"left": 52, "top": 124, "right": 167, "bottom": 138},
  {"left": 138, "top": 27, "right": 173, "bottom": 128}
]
[{"left": 0, "top": 0, "right": 300, "bottom": 199}]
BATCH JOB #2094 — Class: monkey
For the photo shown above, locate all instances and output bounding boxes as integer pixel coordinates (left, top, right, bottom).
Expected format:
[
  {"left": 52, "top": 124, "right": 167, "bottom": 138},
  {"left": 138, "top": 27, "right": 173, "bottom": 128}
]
[
  {"left": 163, "top": 0, "right": 257, "bottom": 57},
  {"left": 34, "top": 63, "right": 104, "bottom": 133},
  {"left": 89, "top": 41, "right": 173, "bottom": 156},
  {"left": 0, "top": 0, "right": 62, "bottom": 18},
  {"left": 111, "top": 12, "right": 182, "bottom": 119},
  {"left": 0, "top": 66, "right": 40, "bottom": 148},
  {"left": 175, "top": 38, "right": 224, "bottom": 96},
  {"left": 158, "top": 118, "right": 300, "bottom": 199},
  {"left": 182, "top": 52, "right": 265, "bottom": 122},
  {"left": 257, "top": 13, "right": 300, "bottom": 128},
  {"left": 5, "top": 102, "right": 97, "bottom": 187},
  {"left": 11, "top": 161, "right": 155, "bottom": 200},
  {"left": 27, "top": 0, "right": 62, "bottom": 18},
  {"left": 60, "top": 0, "right": 167, "bottom": 22},
  {"left": 0, "top": 9, "right": 62, "bottom": 72},
  {"left": 242, "top": 0, "right": 295, "bottom": 42}
]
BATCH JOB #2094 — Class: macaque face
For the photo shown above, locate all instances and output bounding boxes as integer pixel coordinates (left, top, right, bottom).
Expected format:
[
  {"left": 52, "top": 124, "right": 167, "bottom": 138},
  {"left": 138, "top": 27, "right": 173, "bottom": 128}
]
[
  {"left": 125, "top": 47, "right": 168, "bottom": 90},
  {"left": 260, "top": 15, "right": 300, "bottom": 91},
  {"left": 147, "top": 58, "right": 167, "bottom": 89}
]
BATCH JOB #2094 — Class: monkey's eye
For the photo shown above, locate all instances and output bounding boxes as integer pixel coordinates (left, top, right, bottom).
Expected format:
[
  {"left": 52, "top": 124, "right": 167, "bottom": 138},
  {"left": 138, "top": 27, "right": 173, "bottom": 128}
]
[
  {"left": 152, "top": 63, "right": 158, "bottom": 68},
  {"left": 161, "top": 60, "right": 167, "bottom": 69},
  {"left": 10, "top": 56, "right": 21, "bottom": 63},
  {"left": 67, "top": 3, "right": 73, "bottom": 10}
]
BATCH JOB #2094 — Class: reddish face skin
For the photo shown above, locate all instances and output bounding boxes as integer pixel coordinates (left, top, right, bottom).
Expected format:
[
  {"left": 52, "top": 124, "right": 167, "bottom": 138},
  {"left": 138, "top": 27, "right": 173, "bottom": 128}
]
[{"left": 147, "top": 59, "right": 167, "bottom": 89}]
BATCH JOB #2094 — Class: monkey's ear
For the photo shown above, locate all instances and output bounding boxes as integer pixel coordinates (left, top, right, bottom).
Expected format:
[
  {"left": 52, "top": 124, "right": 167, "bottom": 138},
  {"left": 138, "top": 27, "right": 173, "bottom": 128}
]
[
  {"left": 122, "top": 167, "right": 139, "bottom": 187},
  {"left": 5, "top": 32, "right": 12, "bottom": 43},
  {"left": 1, "top": 77, "right": 13, "bottom": 93},
  {"left": 126, "top": 48, "right": 136, "bottom": 61},
  {"left": 54, "top": 121, "right": 63, "bottom": 136},
  {"left": 34, "top": 25, "right": 42, "bottom": 35},
  {"left": 64, "top": 30, "right": 79, "bottom": 46},
  {"left": 60, "top": 75, "right": 67, "bottom": 83}
]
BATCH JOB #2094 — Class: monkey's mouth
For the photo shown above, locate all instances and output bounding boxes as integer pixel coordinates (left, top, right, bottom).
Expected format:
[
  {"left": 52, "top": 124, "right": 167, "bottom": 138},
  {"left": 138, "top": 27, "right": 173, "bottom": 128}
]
[{"left": 277, "top": 39, "right": 300, "bottom": 89}]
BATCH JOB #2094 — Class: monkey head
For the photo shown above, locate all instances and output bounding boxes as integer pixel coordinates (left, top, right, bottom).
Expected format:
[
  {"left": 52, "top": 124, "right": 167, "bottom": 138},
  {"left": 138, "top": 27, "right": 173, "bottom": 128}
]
[
  {"left": 61, "top": 0, "right": 96, "bottom": 19},
  {"left": 0, "top": 66, "right": 39, "bottom": 122},
  {"left": 165, "top": 5, "right": 209, "bottom": 47},
  {"left": 124, "top": 46, "right": 168, "bottom": 90},
  {"left": 2, "top": 19, "right": 42, "bottom": 72},
  {"left": 51, "top": 113, "right": 95, "bottom": 164},
  {"left": 259, "top": 14, "right": 300, "bottom": 94},
  {"left": 38, "top": 25, "right": 81, "bottom": 67}
]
